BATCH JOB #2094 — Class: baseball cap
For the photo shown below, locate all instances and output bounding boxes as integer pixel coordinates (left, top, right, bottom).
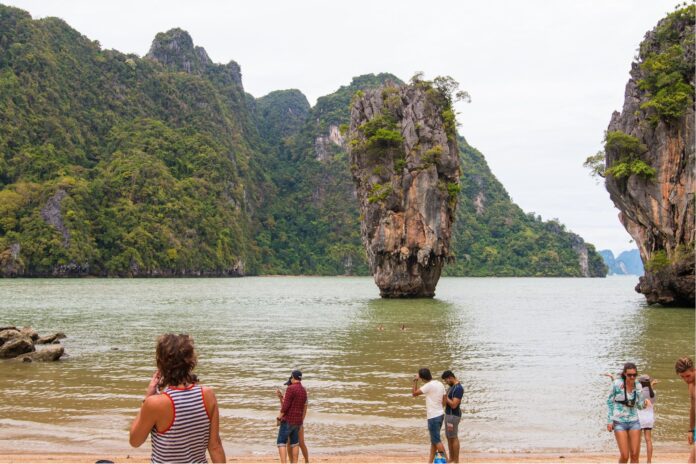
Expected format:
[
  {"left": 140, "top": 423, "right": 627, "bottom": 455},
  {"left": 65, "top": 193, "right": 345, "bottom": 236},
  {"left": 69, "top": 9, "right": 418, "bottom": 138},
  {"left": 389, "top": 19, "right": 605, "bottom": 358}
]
[{"left": 284, "top": 370, "right": 302, "bottom": 385}]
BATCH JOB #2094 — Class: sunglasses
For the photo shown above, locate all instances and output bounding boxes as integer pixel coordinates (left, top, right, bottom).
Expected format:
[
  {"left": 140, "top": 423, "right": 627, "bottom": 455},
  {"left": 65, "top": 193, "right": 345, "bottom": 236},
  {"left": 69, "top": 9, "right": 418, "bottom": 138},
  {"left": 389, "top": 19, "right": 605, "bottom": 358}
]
[{"left": 625, "top": 373, "right": 638, "bottom": 378}]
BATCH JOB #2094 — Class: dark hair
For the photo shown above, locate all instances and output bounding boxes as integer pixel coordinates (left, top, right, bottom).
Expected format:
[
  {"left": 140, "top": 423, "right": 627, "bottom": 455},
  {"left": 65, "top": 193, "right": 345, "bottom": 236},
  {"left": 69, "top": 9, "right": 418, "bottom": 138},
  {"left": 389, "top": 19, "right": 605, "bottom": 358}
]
[
  {"left": 418, "top": 368, "right": 432, "bottom": 381},
  {"left": 441, "top": 370, "right": 455, "bottom": 380},
  {"left": 156, "top": 333, "right": 198, "bottom": 389},
  {"left": 621, "top": 362, "right": 638, "bottom": 379},
  {"left": 676, "top": 356, "right": 694, "bottom": 374}
]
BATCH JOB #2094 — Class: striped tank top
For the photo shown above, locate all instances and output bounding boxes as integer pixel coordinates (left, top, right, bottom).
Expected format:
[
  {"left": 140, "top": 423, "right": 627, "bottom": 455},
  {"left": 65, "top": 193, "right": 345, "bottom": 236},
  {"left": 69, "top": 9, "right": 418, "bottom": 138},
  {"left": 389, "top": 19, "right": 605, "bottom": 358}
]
[{"left": 150, "top": 384, "right": 211, "bottom": 464}]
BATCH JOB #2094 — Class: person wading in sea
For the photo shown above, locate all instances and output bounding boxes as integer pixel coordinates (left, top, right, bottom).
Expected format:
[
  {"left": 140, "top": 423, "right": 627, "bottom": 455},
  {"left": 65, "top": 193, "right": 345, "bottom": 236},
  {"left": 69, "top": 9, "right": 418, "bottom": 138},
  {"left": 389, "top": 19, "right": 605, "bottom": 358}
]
[
  {"left": 276, "top": 370, "right": 307, "bottom": 463},
  {"left": 129, "top": 333, "right": 225, "bottom": 463},
  {"left": 606, "top": 362, "right": 650, "bottom": 463},
  {"left": 675, "top": 357, "right": 696, "bottom": 463},
  {"left": 442, "top": 370, "right": 463, "bottom": 463},
  {"left": 412, "top": 368, "right": 448, "bottom": 463}
]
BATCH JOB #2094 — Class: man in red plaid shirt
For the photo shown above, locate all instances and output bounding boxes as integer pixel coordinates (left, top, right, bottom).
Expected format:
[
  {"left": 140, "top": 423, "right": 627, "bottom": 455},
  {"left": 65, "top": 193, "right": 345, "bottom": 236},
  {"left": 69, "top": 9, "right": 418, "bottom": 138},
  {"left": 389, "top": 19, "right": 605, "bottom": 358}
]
[{"left": 276, "top": 370, "right": 307, "bottom": 463}]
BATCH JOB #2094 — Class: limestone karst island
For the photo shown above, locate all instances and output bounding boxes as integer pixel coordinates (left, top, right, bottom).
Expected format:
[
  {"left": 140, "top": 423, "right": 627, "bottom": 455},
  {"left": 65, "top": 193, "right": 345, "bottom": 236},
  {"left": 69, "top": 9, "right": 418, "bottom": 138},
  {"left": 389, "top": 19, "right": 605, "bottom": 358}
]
[{"left": 0, "top": 2, "right": 694, "bottom": 464}]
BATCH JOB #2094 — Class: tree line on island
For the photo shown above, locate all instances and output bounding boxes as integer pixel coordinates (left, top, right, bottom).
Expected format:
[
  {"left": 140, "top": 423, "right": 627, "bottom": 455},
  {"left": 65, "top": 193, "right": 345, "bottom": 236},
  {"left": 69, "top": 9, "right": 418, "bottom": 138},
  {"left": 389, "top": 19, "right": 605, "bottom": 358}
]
[{"left": 0, "top": 4, "right": 607, "bottom": 278}]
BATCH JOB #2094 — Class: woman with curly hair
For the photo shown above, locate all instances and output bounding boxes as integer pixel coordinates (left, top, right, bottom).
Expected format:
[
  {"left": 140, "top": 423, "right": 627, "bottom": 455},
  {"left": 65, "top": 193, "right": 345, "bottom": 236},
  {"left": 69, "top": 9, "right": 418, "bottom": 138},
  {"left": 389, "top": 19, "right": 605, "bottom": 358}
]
[{"left": 129, "top": 333, "right": 225, "bottom": 463}]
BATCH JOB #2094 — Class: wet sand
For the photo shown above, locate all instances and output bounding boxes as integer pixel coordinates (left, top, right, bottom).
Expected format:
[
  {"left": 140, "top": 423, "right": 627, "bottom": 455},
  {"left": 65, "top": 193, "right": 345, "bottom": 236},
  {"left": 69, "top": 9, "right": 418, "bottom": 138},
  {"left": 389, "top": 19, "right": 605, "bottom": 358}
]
[{"left": 0, "top": 450, "right": 690, "bottom": 463}]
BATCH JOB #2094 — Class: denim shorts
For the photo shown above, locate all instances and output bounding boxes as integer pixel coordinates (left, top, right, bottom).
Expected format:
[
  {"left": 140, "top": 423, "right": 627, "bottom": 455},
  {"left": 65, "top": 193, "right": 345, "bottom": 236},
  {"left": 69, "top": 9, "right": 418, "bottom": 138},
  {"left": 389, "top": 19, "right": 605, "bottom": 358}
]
[
  {"left": 427, "top": 415, "right": 444, "bottom": 445},
  {"left": 277, "top": 421, "right": 300, "bottom": 446},
  {"left": 613, "top": 420, "right": 641, "bottom": 432}
]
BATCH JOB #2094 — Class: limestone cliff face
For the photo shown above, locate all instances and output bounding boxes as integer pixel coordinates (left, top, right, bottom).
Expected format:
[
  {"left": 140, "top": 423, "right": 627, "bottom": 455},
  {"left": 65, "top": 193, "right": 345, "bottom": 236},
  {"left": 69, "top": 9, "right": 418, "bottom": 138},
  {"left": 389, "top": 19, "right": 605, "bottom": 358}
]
[
  {"left": 348, "top": 81, "right": 460, "bottom": 297},
  {"left": 605, "top": 7, "right": 694, "bottom": 306},
  {"left": 146, "top": 28, "right": 242, "bottom": 85}
]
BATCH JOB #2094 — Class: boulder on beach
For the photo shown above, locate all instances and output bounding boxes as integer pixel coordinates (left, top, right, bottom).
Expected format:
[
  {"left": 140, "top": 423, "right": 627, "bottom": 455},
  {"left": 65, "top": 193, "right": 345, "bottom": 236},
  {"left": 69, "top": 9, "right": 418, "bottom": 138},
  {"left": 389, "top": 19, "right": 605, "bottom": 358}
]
[
  {"left": 20, "top": 326, "right": 39, "bottom": 341},
  {"left": 13, "top": 344, "right": 64, "bottom": 362},
  {"left": 0, "top": 326, "right": 66, "bottom": 361},
  {"left": 0, "top": 328, "right": 21, "bottom": 345},
  {"left": 37, "top": 332, "right": 67, "bottom": 344},
  {"left": 0, "top": 336, "right": 35, "bottom": 359}
]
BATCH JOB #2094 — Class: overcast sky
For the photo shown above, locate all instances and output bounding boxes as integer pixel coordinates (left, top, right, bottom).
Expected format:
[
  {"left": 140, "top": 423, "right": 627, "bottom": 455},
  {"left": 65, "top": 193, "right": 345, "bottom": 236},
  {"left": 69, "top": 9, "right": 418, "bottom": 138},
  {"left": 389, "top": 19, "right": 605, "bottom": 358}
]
[{"left": 5, "top": 0, "right": 681, "bottom": 255}]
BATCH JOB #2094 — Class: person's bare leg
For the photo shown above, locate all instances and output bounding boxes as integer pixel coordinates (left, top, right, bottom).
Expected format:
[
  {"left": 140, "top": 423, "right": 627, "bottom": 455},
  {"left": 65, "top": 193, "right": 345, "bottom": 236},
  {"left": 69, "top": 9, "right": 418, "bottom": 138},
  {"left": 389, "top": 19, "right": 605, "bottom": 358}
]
[
  {"left": 615, "top": 430, "right": 630, "bottom": 463},
  {"left": 627, "top": 429, "right": 641, "bottom": 463},
  {"left": 689, "top": 443, "right": 695, "bottom": 464},
  {"left": 435, "top": 442, "right": 448, "bottom": 461},
  {"left": 643, "top": 430, "right": 652, "bottom": 463},
  {"left": 290, "top": 445, "right": 300, "bottom": 463},
  {"left": 278, "top": 445, "right": 288, "bottom": 463},
  {"left": 429, "top": 444, "right": 436, "bottom": 463},
  {"left": 299, "top": 426, "right": 309, "bottom": 463},
  {"left": 447, "top": 437, "right": 460, "bottom": 463}
]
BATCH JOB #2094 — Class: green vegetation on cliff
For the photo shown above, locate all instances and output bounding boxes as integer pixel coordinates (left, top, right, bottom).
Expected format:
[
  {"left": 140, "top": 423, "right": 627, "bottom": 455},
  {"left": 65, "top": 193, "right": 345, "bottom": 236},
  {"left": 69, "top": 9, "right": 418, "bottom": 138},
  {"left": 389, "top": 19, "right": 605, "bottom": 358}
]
[
  {"left": 637, "top": 5, "right": 695, "bottom": 125},
  {"left": 0, "top": 6, "right": 264, "bottom": 275},
  {"left": 256, "top": 76, "right": 605, "bottom": 277},
  {"left": 447, "top": 139, "right": 606, "bottom": 277},
  {"left": 252, "top": 75, "right": 401, "bottom": 275},
  {"left": 0, "top": 5, "right": 606, "bottom": 277}
]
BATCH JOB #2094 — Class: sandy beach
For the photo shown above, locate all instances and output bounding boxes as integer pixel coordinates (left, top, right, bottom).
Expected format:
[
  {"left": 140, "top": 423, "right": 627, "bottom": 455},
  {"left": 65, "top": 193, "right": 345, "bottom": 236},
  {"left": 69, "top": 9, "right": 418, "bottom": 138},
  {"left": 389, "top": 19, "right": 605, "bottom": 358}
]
[{"left": 0, "top": 450, "right": 691, "bottom": 463}]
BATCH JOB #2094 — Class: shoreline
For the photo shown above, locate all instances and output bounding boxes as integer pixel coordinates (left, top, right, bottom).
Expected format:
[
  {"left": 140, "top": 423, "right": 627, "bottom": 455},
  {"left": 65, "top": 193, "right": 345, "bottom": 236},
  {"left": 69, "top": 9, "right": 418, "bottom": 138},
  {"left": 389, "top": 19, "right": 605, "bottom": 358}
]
[{"left": 0, "top": 450, "right": 691, "bottom": 463}]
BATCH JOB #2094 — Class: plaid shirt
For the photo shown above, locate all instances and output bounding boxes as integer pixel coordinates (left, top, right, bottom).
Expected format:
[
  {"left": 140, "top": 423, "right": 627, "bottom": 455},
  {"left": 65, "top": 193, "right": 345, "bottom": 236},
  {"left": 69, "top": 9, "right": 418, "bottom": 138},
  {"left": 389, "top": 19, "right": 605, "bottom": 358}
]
[{"left": 281, "top": 382, "right": 307, "bottom": 426}]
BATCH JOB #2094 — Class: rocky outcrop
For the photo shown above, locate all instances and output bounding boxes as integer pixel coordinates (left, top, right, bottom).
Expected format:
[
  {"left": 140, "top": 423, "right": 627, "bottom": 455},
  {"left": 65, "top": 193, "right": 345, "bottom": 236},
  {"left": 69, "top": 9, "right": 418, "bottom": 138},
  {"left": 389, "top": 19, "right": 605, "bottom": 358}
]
[
  {"left": 315, "top": 125, "right": 346, "bottom": 161},
  {"left": 146, "top": 28, "right": 242, "bottom": 84},
  {"left": 41, "top": 189, "right": 70, "bottom": 247},
  {"left": 146, "top": 28, "right": 212, "bottom": 74},
  {"left": 0, "top": 326, "right": 66, "bottom": 361},
  {"left": 348, "top": 80, "right": 460, "bottom": 297},
  {"left": 14, "top": 344, "right": 64, "bottom": 362},
  {"left": 604, "top": 7, "right": 694, "bottom": 306},
  {"left": 0, "top": 336, "right": 34, "bottom": 359},
  {"left": 37, "top": 332, "right": 66, "bottom": 344},
  {"left": 0, "top": 243, "right": 24, "bottom": 276}
]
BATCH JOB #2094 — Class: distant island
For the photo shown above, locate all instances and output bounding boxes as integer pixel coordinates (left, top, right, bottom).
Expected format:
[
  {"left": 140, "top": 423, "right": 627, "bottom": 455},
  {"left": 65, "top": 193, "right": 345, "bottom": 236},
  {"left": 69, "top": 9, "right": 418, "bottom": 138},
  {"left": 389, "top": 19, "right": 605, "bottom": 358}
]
[
  {"left": 0, "top": 5, "right": 605, "bottom": 278},
  {"left": 599, "top": 250, "right": 644, "bottom": 276}
]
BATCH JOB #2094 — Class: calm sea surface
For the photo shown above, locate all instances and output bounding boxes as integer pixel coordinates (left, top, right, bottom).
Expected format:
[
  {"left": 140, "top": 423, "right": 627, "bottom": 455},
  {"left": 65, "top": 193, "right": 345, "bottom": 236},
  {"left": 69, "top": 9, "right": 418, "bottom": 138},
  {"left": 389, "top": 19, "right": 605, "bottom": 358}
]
[{"left": 0, "top": 276, "right": 693, "bottom": 456}]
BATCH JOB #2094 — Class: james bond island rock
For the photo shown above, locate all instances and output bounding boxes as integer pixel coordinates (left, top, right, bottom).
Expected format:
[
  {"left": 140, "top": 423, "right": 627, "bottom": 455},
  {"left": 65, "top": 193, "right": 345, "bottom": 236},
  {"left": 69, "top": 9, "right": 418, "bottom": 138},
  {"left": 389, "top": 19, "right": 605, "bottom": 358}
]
[
  {"left": 602, "top": 6, "right": 694, "bottom": 306},
  {"left": 348, "top": 78, "right": 461, "bottom": 297}
]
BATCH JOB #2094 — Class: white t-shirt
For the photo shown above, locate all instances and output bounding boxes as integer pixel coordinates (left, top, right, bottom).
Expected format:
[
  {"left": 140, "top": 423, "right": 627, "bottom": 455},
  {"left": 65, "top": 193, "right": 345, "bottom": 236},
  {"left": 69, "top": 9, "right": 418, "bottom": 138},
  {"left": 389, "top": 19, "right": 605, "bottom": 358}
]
[
  {"left": 420, "top": 380, "right": 445, "bottom": 419},
  {"left": 637, "top": 385, "right": 655, "bottom": 428}
]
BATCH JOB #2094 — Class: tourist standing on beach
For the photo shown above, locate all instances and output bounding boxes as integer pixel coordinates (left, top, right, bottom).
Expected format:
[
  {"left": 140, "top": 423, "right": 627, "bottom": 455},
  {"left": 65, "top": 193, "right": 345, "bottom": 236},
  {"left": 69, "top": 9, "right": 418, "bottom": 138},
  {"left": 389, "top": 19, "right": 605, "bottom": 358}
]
[
  {"left": 276, "top": 375, "right": 309, "bottom": 463},
  {"left": 675, "top": 357, "right": 695, "bottom": 463},
  {"left": 129, "top": 334, "right": 225, "bottom": 463},
  {"left": 276, "top": 370, "right": 307, "bottom": 463},
  {"left": 412, "top": 368, "right": 448, "bottom": 463},
  {"left": 442, "top": 370, "right": 463, "bottom": 463},
  {"left": 637, "top": 375, "right": 657, "bottom": 463},
  {"left": 606, "top": 362, "right": 650, "bottom": 463}
]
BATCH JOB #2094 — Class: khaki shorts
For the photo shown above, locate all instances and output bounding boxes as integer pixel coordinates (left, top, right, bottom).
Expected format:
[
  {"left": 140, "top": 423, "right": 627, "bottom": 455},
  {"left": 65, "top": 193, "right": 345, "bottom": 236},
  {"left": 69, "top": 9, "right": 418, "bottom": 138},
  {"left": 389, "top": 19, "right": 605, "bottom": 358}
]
[{"left": 445, "top": 414, "right": 461, "bottom": 438}]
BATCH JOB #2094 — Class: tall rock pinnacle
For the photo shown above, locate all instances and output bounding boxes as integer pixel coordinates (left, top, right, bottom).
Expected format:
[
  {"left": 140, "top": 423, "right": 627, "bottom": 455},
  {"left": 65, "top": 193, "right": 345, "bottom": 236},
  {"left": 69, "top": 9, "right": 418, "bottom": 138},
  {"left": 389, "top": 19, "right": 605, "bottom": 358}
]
[
  {"left": 146, "top": 28, "right": 212, "bottom": 74},
  {"left": 604, "top": 6, "right": 694, "bottom": 306},
  {"left": 348, "top": 79, "right": 461, "bottom": 297}
]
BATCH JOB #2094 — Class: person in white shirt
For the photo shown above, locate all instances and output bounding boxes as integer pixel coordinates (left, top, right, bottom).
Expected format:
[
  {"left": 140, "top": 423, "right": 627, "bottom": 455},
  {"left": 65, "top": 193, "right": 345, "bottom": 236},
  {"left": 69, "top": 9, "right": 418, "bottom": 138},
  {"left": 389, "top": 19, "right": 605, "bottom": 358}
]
[
  {"left": 412, "top": 367, "right": 448, "bottom": 462},
  {"left": 637, "top": 375, "right": 658, "bottom": 463}
]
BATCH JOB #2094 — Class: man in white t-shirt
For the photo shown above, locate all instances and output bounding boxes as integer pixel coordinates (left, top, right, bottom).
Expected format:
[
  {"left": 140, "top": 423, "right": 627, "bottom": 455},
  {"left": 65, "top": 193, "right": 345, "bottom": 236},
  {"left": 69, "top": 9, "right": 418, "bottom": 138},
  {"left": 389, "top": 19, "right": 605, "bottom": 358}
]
[{"left": 412, "top": 367, "right": 448, "bottom": 462}]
